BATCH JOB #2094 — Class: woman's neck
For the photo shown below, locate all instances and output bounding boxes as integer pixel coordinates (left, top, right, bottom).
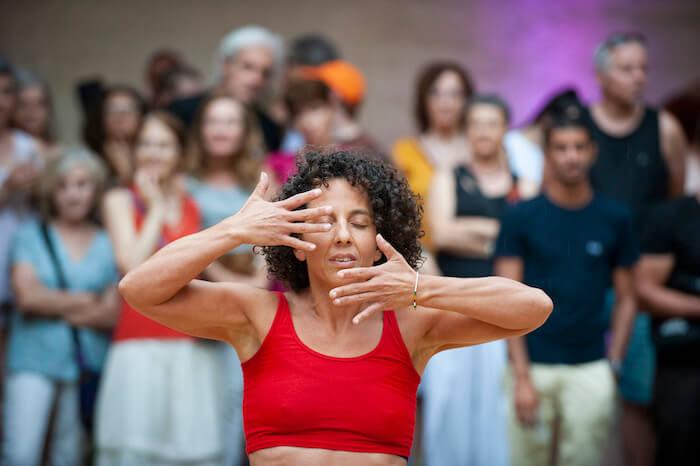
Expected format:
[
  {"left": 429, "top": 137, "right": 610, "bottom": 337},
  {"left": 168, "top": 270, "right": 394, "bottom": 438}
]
[
  {"left": 471, "top": 150, "right": 505, "bottom": 173},
  {"left": 203, "top": 156, "right": 239, "bottom": 185},
  {"left": 52, "top": 217, "right": 93, "bottom": 231},
  {"left": 426, "top": 127, "right": 462, "bottom": 141},
  {"left": 304, "top": 280, "right": 363, "bottom": 333}
]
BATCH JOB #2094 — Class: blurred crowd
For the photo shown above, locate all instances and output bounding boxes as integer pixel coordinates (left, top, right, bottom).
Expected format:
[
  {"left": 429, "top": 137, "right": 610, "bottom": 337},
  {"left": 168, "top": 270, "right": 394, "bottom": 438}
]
[{"left": 1, "top": 24, "right": 699, "bottom": 466}]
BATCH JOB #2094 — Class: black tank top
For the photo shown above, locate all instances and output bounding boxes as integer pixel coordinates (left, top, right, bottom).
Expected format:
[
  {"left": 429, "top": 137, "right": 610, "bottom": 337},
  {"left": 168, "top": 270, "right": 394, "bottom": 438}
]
[
  {"left": 584, "top": 106, "right": 668, "bottom": 231},
  {"left": 436, "top": 165, "right": 519, "bottom": 278}
]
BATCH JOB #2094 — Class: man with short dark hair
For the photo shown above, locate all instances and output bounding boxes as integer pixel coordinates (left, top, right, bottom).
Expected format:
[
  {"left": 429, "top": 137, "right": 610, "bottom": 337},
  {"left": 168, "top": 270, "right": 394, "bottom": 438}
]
[
  {"left": 495, "top": 116, "right": 638, "bottom": 466},
  {"left": 583, "top": 33, "right": 688, "bottom": 465}
]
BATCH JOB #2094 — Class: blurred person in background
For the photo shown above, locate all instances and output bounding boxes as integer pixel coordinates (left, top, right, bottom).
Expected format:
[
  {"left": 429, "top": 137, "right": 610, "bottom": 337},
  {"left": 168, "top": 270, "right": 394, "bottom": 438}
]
[
  {"left": 505, "top": 88, "right": 585, "bottom": 188},
  {"left": 0, "top": 57, "right": 41, "bottom": 348},
  {"left": 582, "top": 32, "right": 687, "bottom": 466},
  {"left": 284, "top": 78, "right": 380, "bottom": 153},
  {"left": 168, "top": 25, "right": 285, "bottom": 152},
  {"left": 635, "top": 183, "right": 700, "bottom": 466},
  {"left": 299, "top": 60, "right": 381, "bottom": 154},
  {"left": 83, "top": 85, "right": 147, "bottom": 187},
  {"left": 185, "top": 93, "right": 268, "bottom": 466},
  {"left": 423, "top": 95, "right": 536, "bottom": 466},
  {"left": 2, "top": 148, "right": 118, "bottom": 466},
  {"left": 144, "top": 49, "right": 184, "bottom": 109},
  {"left": 495, "top": 116, "right": 638, "bottom": 466},
  {"left": 663, "top": 79, "right": 700, "bottom": 193},
  {"left": 12, "top": 68, "right": 61, "bottom": 161},
  {"left": 95, "top": 112, "right": 224, "bottom": 465},
  {"left": 392, "top": 61, "right": 474, "bottom": 254},
  {"left": 158, "top": 65, "right": 205, "bottom": 109},
  {"left": 277, "top": 33, "right": 341, "bottom": 153}
]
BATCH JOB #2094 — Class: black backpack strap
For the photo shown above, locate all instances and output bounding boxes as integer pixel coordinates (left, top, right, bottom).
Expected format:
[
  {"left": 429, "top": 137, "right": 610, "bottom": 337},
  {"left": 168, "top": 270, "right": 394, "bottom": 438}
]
[{"left": 39, "top": 222, "right": 88, "bottom": 370}]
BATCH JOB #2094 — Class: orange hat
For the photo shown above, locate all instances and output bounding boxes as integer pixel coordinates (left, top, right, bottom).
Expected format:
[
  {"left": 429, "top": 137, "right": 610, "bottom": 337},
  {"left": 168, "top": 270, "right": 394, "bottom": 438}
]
[{"left": 301, "top": 60, "right": 366, "bottom": 107}]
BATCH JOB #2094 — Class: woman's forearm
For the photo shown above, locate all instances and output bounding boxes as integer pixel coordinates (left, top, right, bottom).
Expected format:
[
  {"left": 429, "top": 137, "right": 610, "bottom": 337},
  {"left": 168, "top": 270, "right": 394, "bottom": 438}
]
[
  {"left": 119, "top": 223, "right": 242, "bottom": 309},
  {"left": 417, "top": 275, "right": 552, "bottom": 331},
  {"left": 432, "top": 217, "right": 499, "bottom": 258},
  {"left": 121, "top": 205, "right": 167, "bottom": 271}
]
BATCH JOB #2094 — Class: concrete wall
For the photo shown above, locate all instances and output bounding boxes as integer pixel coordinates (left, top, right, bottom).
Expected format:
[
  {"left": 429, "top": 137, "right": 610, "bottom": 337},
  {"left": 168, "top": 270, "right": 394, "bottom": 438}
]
[{"left": 2, "top": 0, "right": 698, "bottom": 147}]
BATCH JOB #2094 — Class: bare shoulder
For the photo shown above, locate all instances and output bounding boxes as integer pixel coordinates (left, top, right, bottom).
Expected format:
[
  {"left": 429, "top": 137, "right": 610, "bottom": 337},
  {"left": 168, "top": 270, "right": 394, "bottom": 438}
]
[
  {"left": 659, "top": 110, "right": 683, "bottom": 137},
  {"left": 102, "top": 187, "right": 132, "bottom": 213}
]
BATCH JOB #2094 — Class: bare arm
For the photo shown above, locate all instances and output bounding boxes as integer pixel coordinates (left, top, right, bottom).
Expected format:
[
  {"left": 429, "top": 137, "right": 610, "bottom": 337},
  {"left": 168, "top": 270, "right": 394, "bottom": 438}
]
[
  {"left": 12, "top": 263, "right": 98, "bottom": 318},
  {"left": 607, "top": 267, "right": 637, "bottom": 364},
  {"left": 660, "top": 111, "right": 688, "bottom": 198},
  {"left": 429, "top": 170, "right": 500, "bottom": 257},
  {"left": 329, "top": 237, "right": 552, "bottom": 353},
  {"left": 636, "top": 254, "right": 700, "bottom": 317},
  {"left": 103, "top": 188, "right": 165, "bottom": 274},
  {"left": 65, "top": 285, "right": 120, "bottom": 330},
  {"left": 497, "top": 256, "right": 541, "bottom": 427},
  {"left": 118, "top": 173, "right": 332, "bottom": 342}
]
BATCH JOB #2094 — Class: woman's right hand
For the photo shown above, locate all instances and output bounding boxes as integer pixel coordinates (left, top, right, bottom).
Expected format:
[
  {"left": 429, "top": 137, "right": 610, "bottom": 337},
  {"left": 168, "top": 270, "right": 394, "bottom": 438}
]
[
  {"left": 134, "top": 170, "right": 165, "bottom": 208},
  {"left": 225, "top": 172, "right": 332, "bottom": 252}
]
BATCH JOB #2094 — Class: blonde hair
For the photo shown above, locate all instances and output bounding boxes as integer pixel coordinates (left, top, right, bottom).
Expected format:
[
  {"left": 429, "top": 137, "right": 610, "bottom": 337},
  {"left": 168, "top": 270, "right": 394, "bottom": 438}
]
[
  {"left": 38, "top": 146, "right": 108, "bottom": 220},
  {"left": 185, "top": 93, "right": 264, "bottom": 190}
]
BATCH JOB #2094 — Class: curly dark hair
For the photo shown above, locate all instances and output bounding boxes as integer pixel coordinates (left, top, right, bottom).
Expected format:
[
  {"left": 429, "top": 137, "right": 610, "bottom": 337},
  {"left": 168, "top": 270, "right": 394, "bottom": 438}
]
[{"left": 261, "top": 149, "right": 424, "bottom": 291}]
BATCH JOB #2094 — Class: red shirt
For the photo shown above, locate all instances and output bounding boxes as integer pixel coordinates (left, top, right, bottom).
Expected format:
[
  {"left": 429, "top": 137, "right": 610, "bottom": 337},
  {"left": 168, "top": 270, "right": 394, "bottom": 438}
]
[
  {"left": 113, "top": 189, "right": 201, "bottom": 342},
  {"left": 242, "top": 292, "right": 421, "bottom": 457}
]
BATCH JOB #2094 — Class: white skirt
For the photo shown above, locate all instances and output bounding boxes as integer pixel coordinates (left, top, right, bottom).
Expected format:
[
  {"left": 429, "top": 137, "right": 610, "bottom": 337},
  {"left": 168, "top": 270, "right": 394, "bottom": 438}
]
[{"left": 95, "top": 339, "right": 224, "bottom": 465}]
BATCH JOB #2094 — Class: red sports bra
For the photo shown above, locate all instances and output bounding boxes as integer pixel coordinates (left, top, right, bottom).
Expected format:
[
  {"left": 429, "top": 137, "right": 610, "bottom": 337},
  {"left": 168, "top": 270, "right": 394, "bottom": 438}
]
[{"left": 242, "top": 292, "right": 421, "bottom": 458}]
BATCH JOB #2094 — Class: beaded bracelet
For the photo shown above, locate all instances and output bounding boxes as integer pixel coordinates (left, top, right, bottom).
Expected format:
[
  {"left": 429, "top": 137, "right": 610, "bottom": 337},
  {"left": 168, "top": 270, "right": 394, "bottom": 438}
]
[{"left": 412, "top": 270, "right": 420, "bottom": 310}]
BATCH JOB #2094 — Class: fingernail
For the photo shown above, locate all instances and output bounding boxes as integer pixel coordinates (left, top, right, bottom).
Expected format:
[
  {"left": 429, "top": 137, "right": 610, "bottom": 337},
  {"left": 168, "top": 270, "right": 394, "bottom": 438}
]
[
  {"left": 353, "top": 317, "right": 360, "bottom": 324},
  {"left": 324, "top": 223, "right": 331, "bottom": 230},
  {"left": 333, "top": 299, "right": 341, "bottom": 305},
  {"left": 337, "top": 271, "right": 344, "bottom": 278},
  {"left": 330, "top": 290, "right": 336, "bottom": 298}
]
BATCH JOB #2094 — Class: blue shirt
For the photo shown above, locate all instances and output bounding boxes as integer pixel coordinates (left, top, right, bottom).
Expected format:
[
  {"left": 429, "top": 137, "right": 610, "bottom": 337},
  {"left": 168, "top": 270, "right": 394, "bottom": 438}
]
[
  {"left": 185, "top": 176, "right": 252, "bottom": 253},
  {"left": 494, "top": 194, "right": 638, "bottom": 364},
  {"left": 7, "top": 221, "right": 118, "bottom": 380}
]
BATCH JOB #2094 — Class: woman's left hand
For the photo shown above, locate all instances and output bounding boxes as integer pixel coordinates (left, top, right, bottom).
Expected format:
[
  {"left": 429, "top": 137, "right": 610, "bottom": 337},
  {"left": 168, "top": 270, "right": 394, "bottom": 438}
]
[{"left": 329, "top": 234, "right": 417, "bottom": 324}]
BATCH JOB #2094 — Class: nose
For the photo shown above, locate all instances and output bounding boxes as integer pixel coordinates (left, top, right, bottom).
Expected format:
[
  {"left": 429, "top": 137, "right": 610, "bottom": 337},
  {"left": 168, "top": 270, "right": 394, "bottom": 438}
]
[{"left": 334, "top": 219, "right": 352, "bottom": 245}]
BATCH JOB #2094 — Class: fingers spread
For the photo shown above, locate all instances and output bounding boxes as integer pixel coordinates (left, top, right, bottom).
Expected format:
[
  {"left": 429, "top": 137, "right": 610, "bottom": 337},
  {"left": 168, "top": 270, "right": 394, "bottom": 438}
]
[
  {"left": 286, "top": 222, "right": 331, "bottom": 234},
  {"left": 252, "top": 171, "right": 270, "bottom": 198},
  {"left": 279, "top": 188, "right": 323, "bottom": 209},
  {"left": 282, "top": 236, "right": 317, "bottom": 252},
  {"left": 376, "top": 233, "right": 399, "bottom": 260},
  {"left": 352, "top": 302, "right": 385, "bottom": 325},
  {"left": 336, "top": 266, "right": 378, "bottom": 281},
  {"left": 288, "top": 205, "right": 333, "bottom": 221}
]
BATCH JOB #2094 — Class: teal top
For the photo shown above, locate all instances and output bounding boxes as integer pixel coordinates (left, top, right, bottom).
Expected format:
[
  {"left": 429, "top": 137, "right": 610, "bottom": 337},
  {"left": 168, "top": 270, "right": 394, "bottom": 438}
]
[
  {"left": 185, "top": 176, "right": 252, "bottom": 253},
  {"left": 7, "top": 220, "right": 118, "bottom": 381}
]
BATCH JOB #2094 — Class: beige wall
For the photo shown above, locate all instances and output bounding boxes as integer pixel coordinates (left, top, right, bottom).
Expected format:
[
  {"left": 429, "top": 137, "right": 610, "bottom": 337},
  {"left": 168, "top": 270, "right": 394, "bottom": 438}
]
[{"left": 2, "top": 0, "right": 699, "bottom": 148}]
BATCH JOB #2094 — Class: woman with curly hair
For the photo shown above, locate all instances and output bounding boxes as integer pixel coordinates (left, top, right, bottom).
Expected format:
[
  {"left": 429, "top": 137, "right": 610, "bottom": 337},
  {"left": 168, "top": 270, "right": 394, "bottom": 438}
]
[{"left": 118, "top": 149, "right": 552, "bottom": 465}]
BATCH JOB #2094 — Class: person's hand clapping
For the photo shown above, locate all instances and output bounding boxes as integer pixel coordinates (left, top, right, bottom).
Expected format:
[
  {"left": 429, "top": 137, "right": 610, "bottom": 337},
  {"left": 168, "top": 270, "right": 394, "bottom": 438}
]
[
  {"left": 226, "top": 172, "right": 333, "bottom": 252},
  {"left": 328, "top": 234, "right": 416, "bottom": 324}
]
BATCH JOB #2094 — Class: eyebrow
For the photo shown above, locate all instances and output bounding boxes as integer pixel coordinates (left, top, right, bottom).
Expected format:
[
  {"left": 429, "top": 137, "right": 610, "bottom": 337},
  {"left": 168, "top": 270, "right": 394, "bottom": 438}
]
[{"left": 349, "top": 209, "right": 371, "bottom": 216}]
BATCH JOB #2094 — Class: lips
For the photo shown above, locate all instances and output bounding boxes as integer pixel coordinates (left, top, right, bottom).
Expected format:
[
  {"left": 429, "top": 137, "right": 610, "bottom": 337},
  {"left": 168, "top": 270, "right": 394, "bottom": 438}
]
[{"left": 328, "top": 253, "right": 357, "bottom": 268}]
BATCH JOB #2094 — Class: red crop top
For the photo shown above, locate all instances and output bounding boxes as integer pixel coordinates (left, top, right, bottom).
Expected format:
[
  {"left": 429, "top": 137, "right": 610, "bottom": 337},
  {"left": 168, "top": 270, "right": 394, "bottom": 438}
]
[
  {"left": 242, "top": 292, "right": 421, "bottom": 458},
  {"left": 113, "top": 188, "right": 201, "bottom": 342}
]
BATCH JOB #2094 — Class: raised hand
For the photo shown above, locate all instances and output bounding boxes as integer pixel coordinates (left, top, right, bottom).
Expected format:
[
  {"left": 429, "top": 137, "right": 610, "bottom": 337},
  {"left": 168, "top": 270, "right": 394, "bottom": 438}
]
[
  {"left": 329, "top": 234, "right": 416, "bottom": 324},
  {"left": 134, "top": 169, "right": 165, "bottom": 208},
  {"left": 225, "top": 172, "right": 333, "bottom": 252}
]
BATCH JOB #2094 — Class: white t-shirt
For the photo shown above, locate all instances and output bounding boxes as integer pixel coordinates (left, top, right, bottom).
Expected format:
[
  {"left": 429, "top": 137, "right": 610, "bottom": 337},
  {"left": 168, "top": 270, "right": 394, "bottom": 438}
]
[{"left": 504, "top": 130, "right": 543, "bottom": 184}]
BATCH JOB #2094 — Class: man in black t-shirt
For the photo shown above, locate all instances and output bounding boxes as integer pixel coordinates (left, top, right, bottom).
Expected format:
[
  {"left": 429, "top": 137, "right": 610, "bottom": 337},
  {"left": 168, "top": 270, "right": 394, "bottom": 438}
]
[
  {"left": 494, "top": 116, "right": 638, "bottom": 466},
  {"left": 636, "top": 194, "right": 700, "bottom": 466}
]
